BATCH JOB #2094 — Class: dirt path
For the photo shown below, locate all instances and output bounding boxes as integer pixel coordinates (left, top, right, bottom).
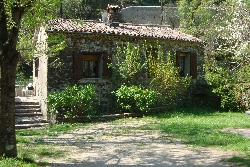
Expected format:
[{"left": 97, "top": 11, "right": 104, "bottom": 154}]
[{"left": 39, "top": 119, "right": 238, "bottom": 167}]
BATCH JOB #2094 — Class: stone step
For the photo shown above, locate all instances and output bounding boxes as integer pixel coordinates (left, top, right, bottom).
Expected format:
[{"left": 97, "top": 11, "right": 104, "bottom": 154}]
[
  {"left": 15, "top": 101, "right": 39, "bottom": 105},
  {"left": 15, "top": 116, "right": 48, "bottom": 124},
  {"left": 15, "top": 112, "right": 43, "bottom": 117},
  {"left": 15, "top": 108, "right": 41, "bottom": 113},
  {"left": 15, "top": 104, "right": 40, "bottom": 109},
  {"left": 15, "top": 123, "right": 49, "bottom": 129},
  {"left": 15, "top": 97, "right": 49, "bottom": 129}
]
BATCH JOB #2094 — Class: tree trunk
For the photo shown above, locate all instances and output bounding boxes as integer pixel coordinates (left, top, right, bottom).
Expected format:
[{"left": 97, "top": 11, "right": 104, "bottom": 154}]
[
  {"left": 0, "top": 54, "right": 18, "bottom": 158},
  {"left": 0, "top": 7, "right": 21, "bottom": 158}
]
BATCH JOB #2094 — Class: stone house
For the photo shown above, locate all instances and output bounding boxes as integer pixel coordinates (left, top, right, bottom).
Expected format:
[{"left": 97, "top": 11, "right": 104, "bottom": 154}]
[{"left": 33, "top": 5, "right": 204, "bottom": 117}]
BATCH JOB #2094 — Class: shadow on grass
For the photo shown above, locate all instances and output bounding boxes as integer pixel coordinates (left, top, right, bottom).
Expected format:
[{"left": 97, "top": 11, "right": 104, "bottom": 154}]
[
  {"left": 226, "top": 156, "right": 250, "bottom": 167},
  {"left": 149, "top": 107, "right": 250, "bottom": 146},
  {"left": 158, "top": 122, "right": 247, "bottom": 147},
  {"left": 139, "top": 107, "right": 250, "bottom": 166},
  {"left": 152, "top": 107, "right": 224, "bottom": 119}
]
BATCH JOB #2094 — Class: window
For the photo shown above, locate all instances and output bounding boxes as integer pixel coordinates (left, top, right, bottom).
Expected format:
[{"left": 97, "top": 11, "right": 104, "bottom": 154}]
[
  {"left": 73, "top": 53, "right": 112, "bottom": 79},
  {"left": 176, "top": 52, "right": 197, "bottom": 78},
  {"left": 82, "top": 55, "right": 98, "bottom": 78}
]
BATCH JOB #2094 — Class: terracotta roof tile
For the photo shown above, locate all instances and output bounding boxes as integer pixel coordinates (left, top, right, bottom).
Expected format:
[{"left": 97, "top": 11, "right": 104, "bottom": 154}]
[{"left": 46, "top": 18, "right": 201, "bottom": 43}]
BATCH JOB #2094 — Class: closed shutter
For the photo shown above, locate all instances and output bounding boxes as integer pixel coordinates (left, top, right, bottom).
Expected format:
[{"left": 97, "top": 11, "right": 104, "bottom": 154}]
[
  {"left": 190, "top": 53, "right": 197, "bottom": 79},
  {"left": 35, "top": 58, "right": 39, "bottom": 77},
  {"left": 176, "top": 52, "right": 180, "bottom": 67},
  {"left": 102, "top": 54, "right": 112, "bottom": 77},
  {"left": 73, "top": 54, "right": 83, "bottom": 79}
]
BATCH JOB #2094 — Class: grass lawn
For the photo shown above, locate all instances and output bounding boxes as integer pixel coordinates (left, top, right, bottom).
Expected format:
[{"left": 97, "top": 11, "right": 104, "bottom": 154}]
[
  {"left": 0, "top": 123, "right": 85, "bottom": 167},
  {"left": 1, "top": 107, "right": 250, "bottom": 166},
  {"left": 136, "top": 107, "right": 250, "bottom": 166}
]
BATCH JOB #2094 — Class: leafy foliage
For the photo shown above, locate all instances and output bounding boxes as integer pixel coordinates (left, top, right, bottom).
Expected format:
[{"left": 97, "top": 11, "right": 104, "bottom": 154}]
[
  {"left": 16, "top": 0, "right": 62, "bottom": 60},
  {"left": 178, "top": 0, "right": 250, "bottom": 110},
  {"left": 111, "top": 42, "right": 191, "bottom": 112},
  {"left": 46, "top": 33, "right": 67, "bottom": 57},
  {"left": 60, "top": 0, "right": 101, "bottom": 19},
  {"left": 112, "top": 42, "right": 147, "bottom": 86},
  {"left": 47, "top": 84, "right": 97, "bottom": 119},
  {"left": 112, "top": 85, "right": 158, "bottom": 114},
  {"left": 148, "top": 48, "right": 191, "bottom": 98}
]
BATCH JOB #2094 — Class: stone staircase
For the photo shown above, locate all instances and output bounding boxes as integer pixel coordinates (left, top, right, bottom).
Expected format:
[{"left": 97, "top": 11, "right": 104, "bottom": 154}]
[{"left": 15, "top": 99, "right": 49, "bottom": 129}]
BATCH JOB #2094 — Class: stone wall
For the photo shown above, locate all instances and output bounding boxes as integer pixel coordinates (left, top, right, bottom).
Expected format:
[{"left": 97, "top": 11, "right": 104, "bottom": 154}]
[
  {"left": 33, "top": 27, "right": 48, "bottom": 118},
  {"left": 120, "top": 6, "right": 180, "bottom": 28}
]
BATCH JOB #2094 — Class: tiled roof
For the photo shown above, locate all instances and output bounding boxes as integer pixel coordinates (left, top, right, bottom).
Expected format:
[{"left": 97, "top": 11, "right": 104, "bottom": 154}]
[{"left": 46, "top": 18, "right": 201, "bottom": 43}]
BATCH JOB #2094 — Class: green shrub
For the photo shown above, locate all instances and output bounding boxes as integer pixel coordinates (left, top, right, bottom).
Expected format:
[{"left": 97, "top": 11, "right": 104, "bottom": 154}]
[
  {"left": 47, "top": 84, "right": 97, "bottom": 119},
  {"left": 113, "top": 85, "right": 158, "bottom": 114},
  {"left": 205, "top": 65, "right": 250, "bottom": 111}
]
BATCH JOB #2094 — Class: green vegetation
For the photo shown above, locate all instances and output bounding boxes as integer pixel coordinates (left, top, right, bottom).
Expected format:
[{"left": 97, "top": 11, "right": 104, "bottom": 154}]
[
  {"left": 16, "top": 123, "right": 82, "bottom": 138},
  {"left": 135, "top": 107, "right": 250, "bottom": 165},
  {"left": 1, "top": 123, "right": 83, "bottom": 167},
  {"left": 2, "top": 108, "right": 250, "bottom": 166},
  {"left": 112, "top": 85, "right": 158, "bottom": 114},
  {"left": 111, "top": 42, "right": 191, "bottom": 113},
  {"left": 178, "top": 0, "right": 250, "bottom": 111},
  {"left": 0, "top": 156, "right": 37, "bottom": 167},
  {"left": 47, "top": 84, "right": 97, "bottom": 119}
]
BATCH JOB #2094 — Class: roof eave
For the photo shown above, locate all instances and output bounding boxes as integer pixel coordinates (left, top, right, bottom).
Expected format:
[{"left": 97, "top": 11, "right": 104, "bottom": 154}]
[{"left": 45, "top": 30, "right": 202, "bottom": 43}]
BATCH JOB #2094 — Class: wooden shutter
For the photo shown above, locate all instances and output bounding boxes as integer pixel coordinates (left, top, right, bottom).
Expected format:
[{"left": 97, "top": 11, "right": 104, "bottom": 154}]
[
  {"left": 73, "top": 54, "right": 83, "bottom": 79},
  {"left": 176, "top": 52, "right": 180, "bottom": 67},
  {"left": 102, "top": 54, "right": 112, "bottom": 77},
  {"left": 190, "top": 53, "right": 197, "bottom": 79},
  {"left": 35, "top": 58, "right": 39, "bottom": 77}
]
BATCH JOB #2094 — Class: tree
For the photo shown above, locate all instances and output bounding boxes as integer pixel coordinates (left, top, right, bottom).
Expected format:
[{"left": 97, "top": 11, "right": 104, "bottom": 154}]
[
  {"left": 178, "top": 0, "right": 250, "bottom": 110},
  {"left": 204, "top": 0, "right": 250, "bottom": 110},
  {"left": 0, "top": 0, "right": 61, "bottom": 157}
]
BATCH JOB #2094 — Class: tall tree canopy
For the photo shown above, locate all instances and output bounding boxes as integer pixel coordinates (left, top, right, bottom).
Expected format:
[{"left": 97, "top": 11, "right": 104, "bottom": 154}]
[{"left": 178, "top": 0, "right": 250, "bottom": 110}]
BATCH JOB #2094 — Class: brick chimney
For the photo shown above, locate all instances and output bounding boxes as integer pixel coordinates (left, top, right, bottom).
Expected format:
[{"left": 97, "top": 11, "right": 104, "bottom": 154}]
[{"left": 106, "top": 4, "right": 121, "bottom": 26}]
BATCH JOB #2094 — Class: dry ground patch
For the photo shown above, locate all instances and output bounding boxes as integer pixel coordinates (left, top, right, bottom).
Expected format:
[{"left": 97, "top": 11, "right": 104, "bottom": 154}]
[{"left": 36, "top": 119, "right": 238, "bottom": 167}]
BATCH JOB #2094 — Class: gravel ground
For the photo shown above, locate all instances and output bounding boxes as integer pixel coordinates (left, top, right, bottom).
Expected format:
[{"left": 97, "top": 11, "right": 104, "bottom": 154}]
[
  {"left": 38, "top": 119, "right": 239, "bottom": 167},
  {"left": 222, "top": 128, "right": 250, "bottom": 138}
]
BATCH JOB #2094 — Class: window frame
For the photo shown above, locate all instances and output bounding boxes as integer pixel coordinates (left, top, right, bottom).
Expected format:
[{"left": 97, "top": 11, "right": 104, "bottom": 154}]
[
  {"left": 176, "top": 52, "right": 197, "bottom": 79},
  {"left": 73, "top": 52, "right": 112, "bottom": 79},
  {"left": 82, "top": 55, "right": 99, "bottom": 78}
]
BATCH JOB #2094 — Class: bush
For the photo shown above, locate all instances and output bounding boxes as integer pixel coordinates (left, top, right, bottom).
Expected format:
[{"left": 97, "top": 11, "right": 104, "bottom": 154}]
[
  {"left": 205, "top": 65, "right": 250, "bottom": 111},
  {"left": 47, "top": 84, "right": 97, "bottom": 119},
  {"left": 112, "top": 85, "right": 158, "bottom": 114}
]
